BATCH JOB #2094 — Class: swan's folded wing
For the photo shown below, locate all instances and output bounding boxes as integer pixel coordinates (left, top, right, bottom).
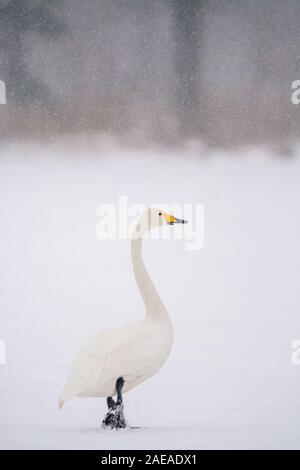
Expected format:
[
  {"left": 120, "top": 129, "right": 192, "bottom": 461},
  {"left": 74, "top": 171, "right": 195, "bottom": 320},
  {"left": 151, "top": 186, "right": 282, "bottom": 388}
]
[
  {"left": 59, "top": 324, "right": 141, "bottom": 401},
  {"left": 59, "top": 321, "right": 155, "bottom": 404},
  {"left": 59, "top": 330, "right": 112, "bottom": 402}
]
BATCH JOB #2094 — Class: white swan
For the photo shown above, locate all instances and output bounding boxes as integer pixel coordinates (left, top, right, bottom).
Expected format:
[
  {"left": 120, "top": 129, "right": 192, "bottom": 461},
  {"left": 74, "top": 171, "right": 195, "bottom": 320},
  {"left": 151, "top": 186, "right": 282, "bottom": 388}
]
[{"left": 59, "top": 208, "right": 187, "bottom": 429}]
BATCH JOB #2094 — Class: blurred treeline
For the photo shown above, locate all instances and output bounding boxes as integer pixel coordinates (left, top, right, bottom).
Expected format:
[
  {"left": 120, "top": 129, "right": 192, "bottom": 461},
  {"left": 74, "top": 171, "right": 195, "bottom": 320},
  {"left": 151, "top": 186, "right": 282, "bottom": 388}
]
[{"left": 0, "top": 0, "right": 300, "bottom": 147}]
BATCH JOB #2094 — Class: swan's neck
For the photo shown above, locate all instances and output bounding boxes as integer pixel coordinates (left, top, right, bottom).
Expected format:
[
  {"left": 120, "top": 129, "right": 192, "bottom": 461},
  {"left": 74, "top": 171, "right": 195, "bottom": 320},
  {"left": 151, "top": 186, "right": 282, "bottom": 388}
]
[{"left": 131, "top": 235, "right": 170, "bottom": 321}]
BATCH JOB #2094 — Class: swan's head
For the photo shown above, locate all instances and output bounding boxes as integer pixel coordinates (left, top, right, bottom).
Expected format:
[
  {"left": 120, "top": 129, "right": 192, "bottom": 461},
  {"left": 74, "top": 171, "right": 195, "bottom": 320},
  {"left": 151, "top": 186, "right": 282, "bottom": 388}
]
[{"left": 134, "top": 208, "right": 188, "bottom": 237}]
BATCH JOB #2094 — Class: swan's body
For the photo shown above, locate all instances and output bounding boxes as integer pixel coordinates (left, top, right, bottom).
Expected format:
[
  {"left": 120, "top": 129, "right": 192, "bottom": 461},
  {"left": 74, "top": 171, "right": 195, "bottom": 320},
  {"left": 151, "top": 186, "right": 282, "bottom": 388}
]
[
  {"left": 59, "top": 208, "right": 187, "bottom": 426},
  {"left": 60, "top": 317, "right": 172, "bottom": 402}
]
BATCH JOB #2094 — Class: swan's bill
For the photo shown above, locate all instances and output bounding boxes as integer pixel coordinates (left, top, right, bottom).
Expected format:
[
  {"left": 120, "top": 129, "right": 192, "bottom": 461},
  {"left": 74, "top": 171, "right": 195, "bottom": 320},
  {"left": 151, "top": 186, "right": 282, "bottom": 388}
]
[{"left": 162, "top": 213, "right": 188, "bottom": 225}]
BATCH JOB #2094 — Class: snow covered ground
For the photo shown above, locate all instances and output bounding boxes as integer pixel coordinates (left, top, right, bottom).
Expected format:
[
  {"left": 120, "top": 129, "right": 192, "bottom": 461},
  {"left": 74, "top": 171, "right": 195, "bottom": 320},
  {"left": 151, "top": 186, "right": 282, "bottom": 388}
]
[{"left": 0, "top": 138, "right": 299, "bottom": 449}]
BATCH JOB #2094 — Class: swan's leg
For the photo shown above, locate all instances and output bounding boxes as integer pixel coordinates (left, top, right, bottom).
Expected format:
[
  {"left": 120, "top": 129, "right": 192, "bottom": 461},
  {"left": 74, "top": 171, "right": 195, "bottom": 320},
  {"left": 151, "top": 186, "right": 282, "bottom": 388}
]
[
  {"left": 101, "top": 377, "right": 127, "bottom": 430},
  {"left": 116, "top": 377, "right": 124, "bottom": 404}
]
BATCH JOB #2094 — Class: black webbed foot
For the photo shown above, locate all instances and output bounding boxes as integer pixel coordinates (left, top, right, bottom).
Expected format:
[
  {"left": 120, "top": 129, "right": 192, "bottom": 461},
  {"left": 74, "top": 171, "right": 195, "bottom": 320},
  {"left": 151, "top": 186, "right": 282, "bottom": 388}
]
[
  {"left": 102, "top": 402, "right": 127, "bottom": 430},
  {"left": 102, "top": 377, "right": 127, "bottom": 430}
]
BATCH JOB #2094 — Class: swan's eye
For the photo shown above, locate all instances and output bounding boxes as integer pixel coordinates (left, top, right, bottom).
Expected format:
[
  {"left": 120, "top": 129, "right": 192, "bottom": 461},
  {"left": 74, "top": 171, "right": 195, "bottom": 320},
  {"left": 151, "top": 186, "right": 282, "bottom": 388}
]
[{"left": 158, "top": 212, "right": 162, "bottom": 216}]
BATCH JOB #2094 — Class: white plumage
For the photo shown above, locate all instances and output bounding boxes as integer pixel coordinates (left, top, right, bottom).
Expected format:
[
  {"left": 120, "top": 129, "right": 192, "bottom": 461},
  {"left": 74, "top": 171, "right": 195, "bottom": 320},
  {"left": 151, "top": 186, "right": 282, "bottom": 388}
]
[
  {"left": 59, "top": 208, "right": 186, "bottom": 418},
  {"left": 59, "top": 319, "right": 173, "bottom": 407}
]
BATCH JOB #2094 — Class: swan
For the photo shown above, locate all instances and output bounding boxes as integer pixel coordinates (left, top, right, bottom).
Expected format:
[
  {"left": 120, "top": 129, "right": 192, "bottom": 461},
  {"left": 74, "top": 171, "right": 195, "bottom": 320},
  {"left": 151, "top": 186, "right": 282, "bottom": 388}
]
[{"left": 59, "top": 207, "right": 187, "bottom": 429}]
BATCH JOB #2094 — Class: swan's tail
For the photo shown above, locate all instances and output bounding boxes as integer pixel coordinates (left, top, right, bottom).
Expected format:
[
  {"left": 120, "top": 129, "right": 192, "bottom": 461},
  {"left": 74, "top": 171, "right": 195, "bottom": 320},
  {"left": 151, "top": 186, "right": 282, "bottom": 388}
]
[{"left": 58, "top": 396, "right": 64, "bottom": 409}]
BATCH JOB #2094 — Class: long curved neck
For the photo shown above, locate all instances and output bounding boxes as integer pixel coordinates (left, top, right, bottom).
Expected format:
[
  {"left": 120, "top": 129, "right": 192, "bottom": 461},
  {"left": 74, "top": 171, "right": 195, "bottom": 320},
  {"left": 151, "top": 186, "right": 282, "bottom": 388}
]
[{"left": 131, "top": 234, "right": 169, "bottom": 321}]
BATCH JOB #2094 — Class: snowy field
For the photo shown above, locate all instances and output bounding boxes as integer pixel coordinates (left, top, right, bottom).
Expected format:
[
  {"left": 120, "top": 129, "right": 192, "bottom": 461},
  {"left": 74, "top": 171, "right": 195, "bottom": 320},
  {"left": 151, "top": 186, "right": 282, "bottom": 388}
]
[{"left": 0, "top": 138, "right": 300, "bottom": 449}]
